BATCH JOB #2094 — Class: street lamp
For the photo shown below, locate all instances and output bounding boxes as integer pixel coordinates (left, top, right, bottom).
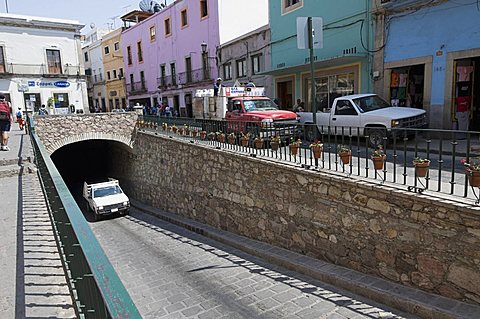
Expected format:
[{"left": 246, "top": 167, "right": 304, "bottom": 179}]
[{"left": 201, "top": 41, "right": 207, "bottom": 54}]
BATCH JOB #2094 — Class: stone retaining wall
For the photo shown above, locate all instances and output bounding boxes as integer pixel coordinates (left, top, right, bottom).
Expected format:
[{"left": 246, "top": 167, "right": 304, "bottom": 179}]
[{"left": 113, "top": 132, "right": 480, "bottom": 304}]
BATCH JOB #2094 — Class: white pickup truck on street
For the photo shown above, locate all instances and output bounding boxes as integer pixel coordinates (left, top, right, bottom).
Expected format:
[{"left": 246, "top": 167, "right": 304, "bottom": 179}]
[
  {"left": 298, "top": 94, "right": 427, "bottom": 146},
  {"left": 83, "top": 179, "right": 130, "bottom": 221}
]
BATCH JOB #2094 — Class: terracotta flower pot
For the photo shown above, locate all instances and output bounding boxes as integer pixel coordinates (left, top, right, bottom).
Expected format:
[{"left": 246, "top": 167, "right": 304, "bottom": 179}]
[
  {"left": 192, "top": 131, "right": 198, "bottom": 137},
  {"left": 312, "top": 146, "right": 323, "bottom": 159},
  {"left": 255, "top": 140, "right": 263, "bottom": 149},
  {"left": 414, "top": 161, "right": 430, "bottom": 177},
  {"left": 172, "top": 127, "right": 178, "bottom": 133},
  {"left": 184, "top": 129, "right": 190, "bottom": 136},
  {"left": 218, "top": 135, "right": 226, "bottom": 143},
  {"left": 162, "top": 125, "right": 167, "bottom": 131},
  {"left": 200, "top": 131, "right": 207, "bottom": 139},
  {"left": 241, "top": 138, "right": 249, "bottom": 147},
  {"left": 371, "top": 155, "right": 386, "bottom": 170},
  {"left": 208, "top": 134, "right": 216, "bottom": 141},
  {"left": 270, "top": 141, "right": 280, "bottom": 151},
  {"left": 228, "top": 136, "right": 236, "bottom": 145},
  {"left": 339, "top": 151, "right": 351, "bottom": 165},
  {"left": 467, "top": 169, "right": 480, "bottom": 187},
  {"left": 289, "top": 144, "right": 299, "bottom": 156}
]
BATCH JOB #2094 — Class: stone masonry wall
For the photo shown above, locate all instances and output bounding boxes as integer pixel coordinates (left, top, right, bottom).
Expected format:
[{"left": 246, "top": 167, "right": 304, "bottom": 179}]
[
  {"left": 113, "top": 132, "right": 480, "bottom": 304},
  {"left": 34, "top": 113, "right": 138, "bottom": 154}
]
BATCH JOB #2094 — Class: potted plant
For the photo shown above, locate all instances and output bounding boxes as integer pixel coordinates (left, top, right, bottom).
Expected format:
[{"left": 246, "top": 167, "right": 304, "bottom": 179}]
[
  {"left": 178, "top": 126, "right": 184, "bottom": 135},
  {"left": 192, "top": 129, "right": 198, "bottom": 138},
  {"left": 309, "top": 141, "right": 323, "bottom": 159},
  {"left": 413, "top": 157, "right": 430, "bottom": 177},
  {"left": 240, "top": 132, "right": 251, "bottom": 147},
  {"left": 207, "top": 132, "right": 216, "bottom": 141},
  {"left": 171, "top": 124, "right": 178, "bottom": 134},
  {"left": 270, "top": 135, "right": 281, "bottom": 151},
  {"left": 289, "top": 138, "right": 301, "bottom": 156},
  {"left": 254, "top": 137, "right": 264, "bottom": 149},
  {"left": 200, "top": 130, "right": 207, "bottom": 139},
  {"left": 184, "top": 125, "right": 190, "bottom": 136},
  {"left": 227, "top": 132, "right": 236, "bottom": 145},
  {"left": 462, "top": 157, "right": 480, "bottom": 187},
  {"left": 162, "top": 123, "right": 168, "bottom": 131},
  {"left": 371, "top": 146, "right": 386, "bottom": 170},
  {"left": 338, "top": 145, "right": 351, "bottom": 165},
  {"left": 217, "top": 132, "right": 226, "bottom": 143}
]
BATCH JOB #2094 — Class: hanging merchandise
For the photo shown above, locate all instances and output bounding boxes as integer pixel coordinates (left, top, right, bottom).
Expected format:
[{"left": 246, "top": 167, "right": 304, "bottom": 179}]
[{"left": 457, "top": 66, "right": 473, "bottom": 82}]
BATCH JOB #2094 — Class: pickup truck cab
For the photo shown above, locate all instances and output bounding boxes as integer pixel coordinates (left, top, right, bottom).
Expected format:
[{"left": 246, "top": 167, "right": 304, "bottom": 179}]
[
  {"left": 298, "top": 94, "right": 427, "bottom": 146},
  {"left": 83, "top": 179, "right": 130, "bottom": 221}
]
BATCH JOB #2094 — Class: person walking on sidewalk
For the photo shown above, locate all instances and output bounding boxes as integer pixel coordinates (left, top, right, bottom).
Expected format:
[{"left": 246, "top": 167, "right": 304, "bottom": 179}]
[
  {"left": 16, "top": 108, "right": 25, "bottom": 130},
  {"left": 0, "top": 94, "right": 13, "bottom": 151}
]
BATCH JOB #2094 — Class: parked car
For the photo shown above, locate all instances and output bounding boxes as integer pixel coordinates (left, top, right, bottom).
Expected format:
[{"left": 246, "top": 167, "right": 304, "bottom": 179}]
[{"left": 298, "top": 94, "right": 427, "bottom": 146}]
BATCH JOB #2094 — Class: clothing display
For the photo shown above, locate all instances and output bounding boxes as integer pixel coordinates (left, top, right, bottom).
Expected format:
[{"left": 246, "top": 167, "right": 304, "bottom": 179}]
[
  {"left": 391, "top": 73, "right": 400, "bottom": 87},
  {"left": 457, "top": 66, "right": 473, "bottom": 82},
  {"left": 399, "top": 74, "right": 408, "bottom": 87},
  {"left": 456, "top": 111, "right": 470, "bottom": 131},
  {"left": 456, "top": 96, "right": 471, "bottom": 112}
]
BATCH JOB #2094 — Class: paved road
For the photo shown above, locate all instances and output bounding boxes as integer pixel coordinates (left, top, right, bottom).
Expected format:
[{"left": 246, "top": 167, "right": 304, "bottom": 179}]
[{"left": 89, "top": 208, "right": 415, "bottom": 319}]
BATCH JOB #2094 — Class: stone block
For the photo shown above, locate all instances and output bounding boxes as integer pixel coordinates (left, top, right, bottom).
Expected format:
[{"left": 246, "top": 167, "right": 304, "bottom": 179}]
[{"left": 447, "top": 264, "right": 480, "bottom": 296}]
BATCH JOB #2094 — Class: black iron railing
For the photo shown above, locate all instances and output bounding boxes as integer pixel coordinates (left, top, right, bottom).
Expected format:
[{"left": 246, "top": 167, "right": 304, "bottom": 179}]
[
  {"left": 28, "top": 116, "right": 141, "bottom": 319},
  {"left": 127, "top": 81, "right": 147, "bottom": 94},
  {"left": 138, "top": 115, "right": 480, "bottom": 205},
  {"left": 0, "top": 63, "right": 82, "bottom": 76}
]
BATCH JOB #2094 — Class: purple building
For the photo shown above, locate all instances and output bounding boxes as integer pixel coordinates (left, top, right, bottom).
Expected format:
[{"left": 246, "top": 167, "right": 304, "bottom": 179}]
[{"left": 121, "top": 0, "right": 268, "bottom": 117}]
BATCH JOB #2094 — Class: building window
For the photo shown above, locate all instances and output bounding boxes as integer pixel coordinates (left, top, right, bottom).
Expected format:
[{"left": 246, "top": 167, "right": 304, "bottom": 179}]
[
  {"left": 164, "top": 18, "right": 171, "bottom": 36},
  {"left": 46, "top": 49, "right": 62, "bottom": 74},
  {"left": 0, "top": 46, "right": 6, "bottom": 73},
  {"left": 140, "top": 71, "right": 146, "bottom": 89},
  {"left": 137, "top": 41, "right": 143, "bottom": 63},
  {"left": 99, "top": 68, "right": 103, "bottom": 81},
  {"left": 104, "top": 46, "right": 110, "bottom": 55},
  {"left": 252, "top": 54, "right": 263, "bottom": 75},
  {"left": 200, "top": 0, "right": 208, "bottom": 18},
  {"left": 160, "top": 64, "right": 166, "bottom": 86},
  {"left": 150, "top": 26, "right": 156, "bottom": 41},
  {"left": 127, "top": 46, "right": 132, "bottom": 65},
  {"left": 113, "top": 69, "right": 117, "bottom": 79},
  {"left": 53, "top": 93, "right": 69, "bottom": 108},
  {"left": 223, "top": 63, "right": 232, "bottom": 80},
  {"left": 107, "top": 71, "right": 111, "bottom": 80},
  {"left": 282, "top": 0, "right": 303, "bottom": 14},
  {"left": 185, "top": 57, "right": 192, "bottom": 83},
  {"left": 236, "top": 59, "right": 246, "bottom": 78},
  {"left": 181, "top": 9, "right": 188, "bottom": 27},
  {"left": 129, "top": 74, "right": 134, "bottom": 91},
  {"left": 119, "top": 68, "right": 123, "bottom": 78},
  {"left": 84, "top": 51, "right": 89, "bottom": 62},
  {"left": 114, "top": 42, "right": 120, "bottom": 51}
]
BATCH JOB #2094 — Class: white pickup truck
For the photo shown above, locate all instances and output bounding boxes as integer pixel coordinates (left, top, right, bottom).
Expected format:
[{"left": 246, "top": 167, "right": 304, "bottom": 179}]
[
  {"left": 83, "top": 179, "right": 130, "bottom": 221},
  {"left": 298, "top": 94, "right": 427, "bottom": 146}
]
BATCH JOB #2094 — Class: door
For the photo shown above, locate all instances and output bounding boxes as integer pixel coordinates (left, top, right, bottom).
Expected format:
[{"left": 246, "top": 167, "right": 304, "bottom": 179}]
[
  {"left": 331, "top": 100, "right": 360, "bottom": 135},
  {"left": 23, "top": 93, "right": 41, "bottom": 112},
  {"left": 276, "top": 80, "right": 293, "bottom": 110},
  {"left": 46, "top": 49, "right": 62, "bottom": 74},
  {"left": 173, "top": 95, "right": 179, "bottom": 116},
  {"left": 185, "top": 93, "right": 192, "bottom": 118}
]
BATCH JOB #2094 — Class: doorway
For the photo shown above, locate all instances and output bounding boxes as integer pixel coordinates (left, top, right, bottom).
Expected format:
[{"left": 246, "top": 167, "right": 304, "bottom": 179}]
[
  {"left": 23, "top": 93, "right": 41, "bottom": 112},
  {"left": 185, "top": 93, "right": 192, "bottom": 118},
  {"left": 453, "top": 57, "right": 480, "bottom": 131},
  {"left": 173, "top": 95, "right": 180, "bottom": 116},
  {"left": 276, "top": 80, "right": 293, "bottom": 110}
]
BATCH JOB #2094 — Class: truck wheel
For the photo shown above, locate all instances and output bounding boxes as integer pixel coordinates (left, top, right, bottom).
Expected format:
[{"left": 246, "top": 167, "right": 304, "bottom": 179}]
[{"left": 367, "top": 128, "right": 387, "bottom": 148}]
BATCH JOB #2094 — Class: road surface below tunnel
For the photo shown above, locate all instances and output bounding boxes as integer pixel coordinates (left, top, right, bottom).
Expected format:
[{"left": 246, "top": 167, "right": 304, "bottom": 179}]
[{"left": 88, "top": 208, "right": 415, "bottom": 319}]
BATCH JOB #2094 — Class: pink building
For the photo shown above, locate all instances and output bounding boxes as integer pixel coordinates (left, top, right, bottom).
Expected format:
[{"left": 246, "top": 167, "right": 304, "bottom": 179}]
[{"left": 121, "top": 0, "right": 268, "bottom": 117}]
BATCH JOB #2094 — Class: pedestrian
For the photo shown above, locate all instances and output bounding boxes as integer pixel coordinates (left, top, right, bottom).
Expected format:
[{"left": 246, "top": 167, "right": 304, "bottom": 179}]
[
  {"left": 214, "top": 77, "right": 222, "bottom": 96},
  {"left": 165, "top": 104, "right": 172, "bottom": 117},
  {"left": 39, "top": 104, "right": 49, "bottom": 115},
  {"left": 0, "top": 94, "right": 13, "bottom": 151},
  {"left": 294, "top": 99, "right": 304, "bottom": 112},
  {"left": 16, "top": 108, "right": 25, "bottom": 130}
]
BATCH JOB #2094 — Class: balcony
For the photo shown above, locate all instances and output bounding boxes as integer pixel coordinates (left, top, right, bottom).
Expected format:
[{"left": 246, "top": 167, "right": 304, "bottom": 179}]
[
  {"left": 127, "top": 81, "right": 147, "bottom": 95},
  {"left": 157, "top": 67, "right": 215, "bottom": 91},
  {"left": 0, "top": 63, "right": 83, "bottom": 77}
]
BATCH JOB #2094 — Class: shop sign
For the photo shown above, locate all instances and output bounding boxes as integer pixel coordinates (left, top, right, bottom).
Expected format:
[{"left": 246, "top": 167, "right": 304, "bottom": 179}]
[{"left": 27, "top": 80, "right": 71, "bottom": 88}]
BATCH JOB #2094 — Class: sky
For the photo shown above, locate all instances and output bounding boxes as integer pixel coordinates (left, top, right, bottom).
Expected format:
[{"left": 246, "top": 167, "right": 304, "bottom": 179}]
[{"left": 2, "top": 0, "right": 174, "bottom": 33}]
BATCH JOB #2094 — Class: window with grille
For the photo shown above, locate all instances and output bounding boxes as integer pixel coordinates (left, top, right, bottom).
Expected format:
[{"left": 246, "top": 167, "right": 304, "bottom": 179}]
[
  {"left": 236, "top": 59, "right": 246, "bottom": 78},
  {"left": 200, "top": 0, "right": 208, "bottom": 18},
  {"left": 137, "top": 42, "right": 143, "bottom": 63}
]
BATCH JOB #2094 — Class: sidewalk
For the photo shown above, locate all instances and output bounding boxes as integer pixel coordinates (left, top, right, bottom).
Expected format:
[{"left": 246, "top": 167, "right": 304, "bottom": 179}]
[{"left": 0, "top": 127, "right": 75, "bottom": 318}]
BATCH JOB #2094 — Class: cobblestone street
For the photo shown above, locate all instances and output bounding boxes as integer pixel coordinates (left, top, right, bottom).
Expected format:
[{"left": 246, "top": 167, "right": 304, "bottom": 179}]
[{"left": 90, "top": 208, "right": 414, "bottom": 319}]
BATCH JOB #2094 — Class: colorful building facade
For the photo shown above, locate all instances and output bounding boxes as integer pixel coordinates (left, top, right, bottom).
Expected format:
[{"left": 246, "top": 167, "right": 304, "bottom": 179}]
[
  {"left": 267, "top": 0, "right": 375, "bottom": 111},
  {"left": 121, "top": 0, "right": 268, "bottom": 117},
  {"left": 376, "top": 0, "right": 480, "bottom": 130},
  {"left": 102, "top": 28, "right": 127, "bottom": 110}
]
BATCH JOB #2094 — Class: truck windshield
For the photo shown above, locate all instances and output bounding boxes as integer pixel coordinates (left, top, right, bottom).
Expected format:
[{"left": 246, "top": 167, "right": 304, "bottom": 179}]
[
  {"left": 243, "top": 99, "right": 278, "bottom": 112},
  {"left": 352, "top": 96, "right": 390, "bottom": 113},
  {"left": 93, "top": 185, "right": 122, "bottom": 198}
]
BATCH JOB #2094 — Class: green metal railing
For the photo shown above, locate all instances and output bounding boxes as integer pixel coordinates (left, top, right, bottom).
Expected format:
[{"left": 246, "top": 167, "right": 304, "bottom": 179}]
[{"left": 28, "top": 116, "right": 141, "bottom": 318}]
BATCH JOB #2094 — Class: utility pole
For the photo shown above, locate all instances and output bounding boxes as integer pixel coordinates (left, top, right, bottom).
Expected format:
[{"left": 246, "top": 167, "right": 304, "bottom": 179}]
[
  {"left": 307, "top": 17, "right": 317, "bottom": 139},
  {"left": 5, "top": 0, "right": 9, "bottom": 13}
]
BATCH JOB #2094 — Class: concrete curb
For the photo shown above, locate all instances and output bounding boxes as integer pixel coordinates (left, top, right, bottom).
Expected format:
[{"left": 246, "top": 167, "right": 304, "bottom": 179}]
[{"left": 132, "top": 200, "right": 480, "bottom": 319}]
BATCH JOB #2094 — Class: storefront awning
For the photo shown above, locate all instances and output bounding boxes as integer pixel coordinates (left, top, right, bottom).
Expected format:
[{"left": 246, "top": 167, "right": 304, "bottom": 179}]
[{"left": 260, "top": 54, "right": 367, "bottom": 76}]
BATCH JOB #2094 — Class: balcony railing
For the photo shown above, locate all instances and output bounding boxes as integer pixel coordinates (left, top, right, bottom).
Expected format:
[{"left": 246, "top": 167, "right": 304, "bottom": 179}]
[
  {"left": 157, "top": 67, "right": 215, "bottom": 90},
  {"left": 0, "top": 63, "right": 82, "bottom": 76},
  {"left": 127, "top": 80, "right": 147, "bottom": 95}
]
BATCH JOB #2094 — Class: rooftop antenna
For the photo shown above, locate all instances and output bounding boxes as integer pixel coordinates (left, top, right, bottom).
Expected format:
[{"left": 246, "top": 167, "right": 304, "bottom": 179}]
[{"left": 109, "top": 15, "right": 119, "bottom": 29}]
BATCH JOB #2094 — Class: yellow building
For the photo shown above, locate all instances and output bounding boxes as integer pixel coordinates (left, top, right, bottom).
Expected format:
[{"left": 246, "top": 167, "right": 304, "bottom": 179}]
[{"left": 102, "top": 28, "right": 126, "bottom": 111}]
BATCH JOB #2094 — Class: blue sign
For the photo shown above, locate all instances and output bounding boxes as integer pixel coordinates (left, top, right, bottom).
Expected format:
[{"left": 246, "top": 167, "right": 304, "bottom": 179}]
[
  {"left": 54, "top": 81, "right": 70, "bottom": 88},
  {"left": 28, "top": 81, "right": 35, "bottom": 87}
]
